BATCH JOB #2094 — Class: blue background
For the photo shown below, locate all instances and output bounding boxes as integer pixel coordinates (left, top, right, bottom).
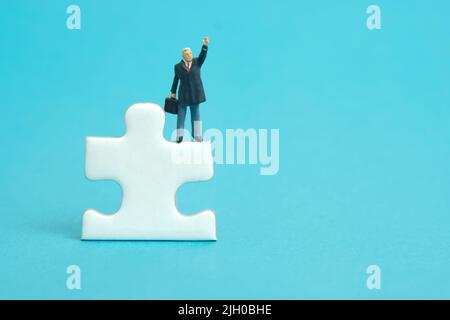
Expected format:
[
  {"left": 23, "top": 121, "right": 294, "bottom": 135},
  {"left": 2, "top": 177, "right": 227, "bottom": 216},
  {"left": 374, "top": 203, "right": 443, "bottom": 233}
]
[{"left": 1, "top": 0, "right": 449, "bottom": 299}]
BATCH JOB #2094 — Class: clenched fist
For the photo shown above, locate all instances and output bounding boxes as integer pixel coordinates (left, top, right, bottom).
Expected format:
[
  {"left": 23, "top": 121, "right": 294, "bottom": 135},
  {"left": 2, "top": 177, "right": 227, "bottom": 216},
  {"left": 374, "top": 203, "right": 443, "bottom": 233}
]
[{"left": 203, "top": 37, "right": 209, "bottom": 46}]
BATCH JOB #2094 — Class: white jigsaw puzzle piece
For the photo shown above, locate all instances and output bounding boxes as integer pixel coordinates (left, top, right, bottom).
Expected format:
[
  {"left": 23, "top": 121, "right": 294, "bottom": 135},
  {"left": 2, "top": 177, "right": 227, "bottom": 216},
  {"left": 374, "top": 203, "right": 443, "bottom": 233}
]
[{"left": 82, "top": 103, "right": 216, "bottom": 240}]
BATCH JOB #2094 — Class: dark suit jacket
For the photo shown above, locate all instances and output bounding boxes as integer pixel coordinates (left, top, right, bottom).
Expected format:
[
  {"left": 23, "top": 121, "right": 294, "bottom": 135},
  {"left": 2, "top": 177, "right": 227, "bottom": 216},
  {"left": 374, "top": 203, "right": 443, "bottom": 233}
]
[{"left": 171, "top": 45, "right": 208, "bottom": 107}]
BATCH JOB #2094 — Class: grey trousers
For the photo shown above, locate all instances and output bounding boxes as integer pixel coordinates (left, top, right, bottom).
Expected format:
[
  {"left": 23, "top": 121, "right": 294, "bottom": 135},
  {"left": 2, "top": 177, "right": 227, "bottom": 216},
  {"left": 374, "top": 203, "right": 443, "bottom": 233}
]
[{"left": 177, "top": 104, "right": 201, "bottom": 139}]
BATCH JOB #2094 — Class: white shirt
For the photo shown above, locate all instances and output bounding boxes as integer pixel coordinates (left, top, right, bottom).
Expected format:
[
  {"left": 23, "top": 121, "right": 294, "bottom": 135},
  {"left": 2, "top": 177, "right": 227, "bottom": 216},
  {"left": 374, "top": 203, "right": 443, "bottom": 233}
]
[{"left": 183, "top": 59, "right": 192, "bottom": 70}]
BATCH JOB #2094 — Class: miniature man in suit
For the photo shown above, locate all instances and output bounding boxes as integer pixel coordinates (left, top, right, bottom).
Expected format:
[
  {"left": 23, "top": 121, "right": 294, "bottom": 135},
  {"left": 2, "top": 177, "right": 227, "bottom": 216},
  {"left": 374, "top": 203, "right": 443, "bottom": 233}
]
[{"left": 171, "top": 37, "right": 209, "bottom": 143}]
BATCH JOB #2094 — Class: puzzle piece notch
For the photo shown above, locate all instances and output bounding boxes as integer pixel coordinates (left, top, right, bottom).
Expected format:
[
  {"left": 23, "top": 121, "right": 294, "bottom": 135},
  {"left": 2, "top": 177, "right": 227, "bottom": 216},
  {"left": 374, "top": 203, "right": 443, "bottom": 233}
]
[{"left": 82, "top": 103, "right": 216, "bottom": 240}]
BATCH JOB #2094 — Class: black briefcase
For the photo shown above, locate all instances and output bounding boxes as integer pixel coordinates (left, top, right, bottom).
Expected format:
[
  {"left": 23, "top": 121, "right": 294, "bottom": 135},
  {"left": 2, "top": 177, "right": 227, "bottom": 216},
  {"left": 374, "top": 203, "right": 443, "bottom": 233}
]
[{"left": 164, "top": 97, "right": 178, "bottom": 114}]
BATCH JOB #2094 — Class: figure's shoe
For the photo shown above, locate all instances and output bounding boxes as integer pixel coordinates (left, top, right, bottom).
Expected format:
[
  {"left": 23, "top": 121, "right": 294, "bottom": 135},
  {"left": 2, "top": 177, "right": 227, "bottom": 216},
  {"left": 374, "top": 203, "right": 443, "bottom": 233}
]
[
  {"left": 176, "top": 136, "right": 183, "bottom": 143},
  {"left": 194, "top": 137, "right": 203, "bottom": 142}
]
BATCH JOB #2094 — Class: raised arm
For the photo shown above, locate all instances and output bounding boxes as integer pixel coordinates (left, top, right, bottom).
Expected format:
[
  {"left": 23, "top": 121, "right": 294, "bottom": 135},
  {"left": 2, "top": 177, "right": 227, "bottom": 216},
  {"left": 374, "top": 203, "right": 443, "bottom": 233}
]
[{"left": 197, "top": 37, "right": 209, "bottom": 67}]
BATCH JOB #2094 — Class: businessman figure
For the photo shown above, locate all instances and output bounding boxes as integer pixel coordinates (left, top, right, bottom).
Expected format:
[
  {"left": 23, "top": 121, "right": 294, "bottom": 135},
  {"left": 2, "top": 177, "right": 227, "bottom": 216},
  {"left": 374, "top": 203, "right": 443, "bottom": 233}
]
[{"left": 171, "top": 37, "right": 209, "bottom": 143}]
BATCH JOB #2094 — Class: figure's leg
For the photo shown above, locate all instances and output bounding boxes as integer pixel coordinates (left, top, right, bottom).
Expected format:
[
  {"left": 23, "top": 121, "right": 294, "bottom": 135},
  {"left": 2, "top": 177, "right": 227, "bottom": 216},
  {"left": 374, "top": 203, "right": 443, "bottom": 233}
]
[
  {"left": 177, "top": 105, "right": 187, "bottom": 142},
  {"left": 190, "top": 104, "right": 202, "bottom": 141}
]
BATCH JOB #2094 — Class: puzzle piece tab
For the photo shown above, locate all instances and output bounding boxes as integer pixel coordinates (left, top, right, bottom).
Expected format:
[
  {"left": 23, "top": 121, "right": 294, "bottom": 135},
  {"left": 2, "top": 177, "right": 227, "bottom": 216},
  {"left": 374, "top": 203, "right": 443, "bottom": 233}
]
[{"left": 82, "top": 103, "right": 216, "bottom": 240}]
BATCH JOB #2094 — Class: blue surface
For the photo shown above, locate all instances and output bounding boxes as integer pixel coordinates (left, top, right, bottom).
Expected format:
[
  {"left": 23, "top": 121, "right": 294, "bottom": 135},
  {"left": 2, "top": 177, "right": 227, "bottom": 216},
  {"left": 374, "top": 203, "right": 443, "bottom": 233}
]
[{"left": 1, "top": 0, "right": 449, "bottom": 299}]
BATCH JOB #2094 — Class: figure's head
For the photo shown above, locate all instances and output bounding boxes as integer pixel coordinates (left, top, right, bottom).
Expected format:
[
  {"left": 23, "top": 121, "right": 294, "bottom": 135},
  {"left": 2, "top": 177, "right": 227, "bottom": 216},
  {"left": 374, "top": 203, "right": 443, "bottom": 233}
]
[{"left": 182, "top": 48, "right": 193, "bottom": 62}]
